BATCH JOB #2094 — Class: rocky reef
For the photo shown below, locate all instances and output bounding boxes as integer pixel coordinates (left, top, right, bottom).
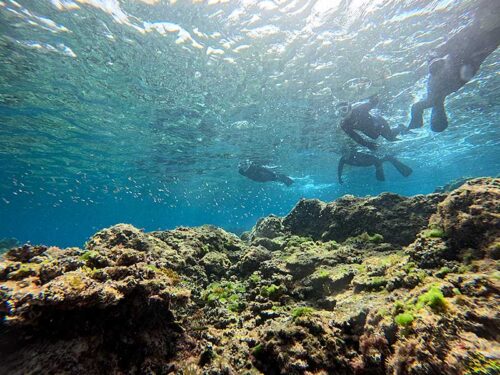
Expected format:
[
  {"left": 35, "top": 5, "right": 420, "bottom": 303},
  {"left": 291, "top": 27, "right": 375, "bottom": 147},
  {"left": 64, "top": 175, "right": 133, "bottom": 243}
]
[{"left": 1, "top": 178, "right": 499, "bottom": 374}]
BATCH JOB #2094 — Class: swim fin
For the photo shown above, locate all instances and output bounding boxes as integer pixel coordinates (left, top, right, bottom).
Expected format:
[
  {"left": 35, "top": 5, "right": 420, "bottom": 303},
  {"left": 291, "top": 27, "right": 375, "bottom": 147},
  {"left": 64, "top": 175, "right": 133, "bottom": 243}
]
[
  {"left": 385, "top": 156, "right": 413, "bottom": 177},
  {"left": 430, "top": 102, "right": 448, "bottom": 132}
]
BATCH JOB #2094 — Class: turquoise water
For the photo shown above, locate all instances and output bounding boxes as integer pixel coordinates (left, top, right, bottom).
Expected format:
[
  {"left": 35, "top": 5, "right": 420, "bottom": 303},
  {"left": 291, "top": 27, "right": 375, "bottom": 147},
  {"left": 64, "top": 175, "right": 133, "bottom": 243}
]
[{"left": 0, "top": 0, "right": 499, "bottom": 247}]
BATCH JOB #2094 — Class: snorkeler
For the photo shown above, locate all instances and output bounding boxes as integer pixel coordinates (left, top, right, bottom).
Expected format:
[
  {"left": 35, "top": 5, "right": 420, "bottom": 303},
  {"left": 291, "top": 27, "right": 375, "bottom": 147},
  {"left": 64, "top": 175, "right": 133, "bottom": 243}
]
[
  {"left": 408, "top": 0, "right": 500, "bottom": 132},
  {"left": 339, "top": 95, "right": 405, "bottom": 151},
  {"left": 238, "top": 161, "right": 294, "bottom": 186},
  {"left": 338, "top": 150, "right": 412, "bottom": 184}
]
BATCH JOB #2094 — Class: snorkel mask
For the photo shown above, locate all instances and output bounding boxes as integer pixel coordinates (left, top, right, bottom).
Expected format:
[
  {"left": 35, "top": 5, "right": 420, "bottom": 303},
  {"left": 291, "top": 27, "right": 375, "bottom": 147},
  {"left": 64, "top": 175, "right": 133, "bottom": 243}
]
[
  {"left": 337, "top": 101, "right": 352, "bottom": 117},
  {"left": 238, "top": 160, "right": 252, "bottom": 174}
]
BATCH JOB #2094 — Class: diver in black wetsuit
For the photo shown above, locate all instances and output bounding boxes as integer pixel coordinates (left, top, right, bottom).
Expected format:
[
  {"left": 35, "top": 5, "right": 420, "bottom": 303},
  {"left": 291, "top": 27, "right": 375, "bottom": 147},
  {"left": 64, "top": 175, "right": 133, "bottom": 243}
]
[
  {"left": 337, "top": 150, "right": 412, "bottom": 184},
  {"left": 408, "top": 0, "right": 500, "bottom": 132},
  {"left": 339, "top": 95, "right": 404, "bottom": 151},
  {"left": 238, "top": 161, "right": 294, "bottom": 186}
]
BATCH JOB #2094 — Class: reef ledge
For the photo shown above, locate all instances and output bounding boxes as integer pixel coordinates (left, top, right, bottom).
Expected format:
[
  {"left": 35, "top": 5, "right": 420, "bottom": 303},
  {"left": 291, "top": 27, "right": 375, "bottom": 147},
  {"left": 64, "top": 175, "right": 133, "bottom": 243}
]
[{"left": 1, "top": 177, "right": 499, "bottom": 374}]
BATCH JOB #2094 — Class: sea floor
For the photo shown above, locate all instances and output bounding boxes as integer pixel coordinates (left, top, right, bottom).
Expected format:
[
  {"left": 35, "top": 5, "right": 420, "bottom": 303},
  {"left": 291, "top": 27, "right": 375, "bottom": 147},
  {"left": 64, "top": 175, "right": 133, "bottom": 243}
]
[{"left": 0, "top": 178, "right": 499, "bottom": 374}]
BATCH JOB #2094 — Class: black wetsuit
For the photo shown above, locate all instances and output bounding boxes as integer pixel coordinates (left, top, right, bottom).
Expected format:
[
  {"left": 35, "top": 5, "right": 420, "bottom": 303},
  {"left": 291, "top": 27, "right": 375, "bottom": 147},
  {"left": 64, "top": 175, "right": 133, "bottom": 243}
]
[
  {"left": 340, "top": 97, "right": 401, "bottom": 151},
  {"left": 338, "top": 151, "right": 412, "bottom": 184},
  {"left": 239, "top": 162, "right": 293, "bottom": 186},
  {"left": 409, "top": 2, "right": 500, "bottom": 132}
]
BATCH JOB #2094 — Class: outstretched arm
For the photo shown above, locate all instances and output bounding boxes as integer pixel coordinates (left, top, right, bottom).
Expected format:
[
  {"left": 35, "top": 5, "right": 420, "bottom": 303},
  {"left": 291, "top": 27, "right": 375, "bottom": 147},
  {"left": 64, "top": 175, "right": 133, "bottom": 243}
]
[
  {"left": 338, "top": 156, "right": 346, "bottom": 184},
  {"left": 341, "top": 122, "right": 377, "bottom": 150}
]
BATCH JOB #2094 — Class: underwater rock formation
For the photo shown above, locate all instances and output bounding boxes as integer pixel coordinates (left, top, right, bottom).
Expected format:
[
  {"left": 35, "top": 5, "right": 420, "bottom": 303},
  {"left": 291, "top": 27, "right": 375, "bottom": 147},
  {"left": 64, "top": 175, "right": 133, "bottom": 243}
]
[
  {"left": 0, "top": 178, "right": 499, "bottom": 374},
  {"left": 433, "top": 176, "right": 475, "bottom": 193},
  {"left": 254, "top": 192, "right": 446, "bottom": 246}
]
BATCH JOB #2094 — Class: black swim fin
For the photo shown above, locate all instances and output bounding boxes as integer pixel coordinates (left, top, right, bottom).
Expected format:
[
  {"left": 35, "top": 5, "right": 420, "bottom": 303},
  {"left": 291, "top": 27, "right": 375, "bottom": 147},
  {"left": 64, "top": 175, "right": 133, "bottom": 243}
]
[
  {"left": 430, "top": 103, "right": 448, "bottom": 132},
  {"left": 385, "top": 156, "right": 413, "bottom": 177}
]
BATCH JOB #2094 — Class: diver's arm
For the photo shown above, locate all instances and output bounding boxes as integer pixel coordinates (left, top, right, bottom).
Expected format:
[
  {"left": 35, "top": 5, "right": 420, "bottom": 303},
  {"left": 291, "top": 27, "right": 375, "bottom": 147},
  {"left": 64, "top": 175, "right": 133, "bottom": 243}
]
[
  {"left": 341, "top": 124, "right": 378, "bottom": 150},
  {"left": 338, "top": 157, "right": 345, "bottom": 184}
]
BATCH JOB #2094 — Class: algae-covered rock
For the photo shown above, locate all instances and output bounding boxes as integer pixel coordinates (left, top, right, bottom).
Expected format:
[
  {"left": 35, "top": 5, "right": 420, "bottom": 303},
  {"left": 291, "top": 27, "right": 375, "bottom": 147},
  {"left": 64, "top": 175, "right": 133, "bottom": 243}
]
[
  {"left": 252, "top": 315, "right": 349, "bottom": 374},
  {"left": 236, "top": 246, "right": 272, "bottom": 275},
  {"left": 301, "top": 265, "right": 355, "bottom": 298},
  {"left": 282, "top": 198, "right": 326, "bottom": 239},
  {"left": 248, "top": 214, "right": 284, "bottom": 240},
  {"left": 407, "top": 178, "right": 500, "bottom": 268},
  {"left": 271, "top": 192, "right": 446, "bottom": 246},
  {"left": 201, "top": 251, "right": 231, "bottom": 277},
  {"left": 0, "top": 239, "right": 191, "bottom": 374},
  {"left": 432, "top": 178, "right": 500, "bottom": 250}
]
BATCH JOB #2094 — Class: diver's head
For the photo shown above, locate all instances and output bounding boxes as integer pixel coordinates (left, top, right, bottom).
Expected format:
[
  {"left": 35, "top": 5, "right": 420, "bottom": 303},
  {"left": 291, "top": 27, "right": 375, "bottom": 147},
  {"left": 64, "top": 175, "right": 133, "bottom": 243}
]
[
  {"left": 238, "top": 160, "right": 252, "bottom": 174},
  {"left": 337, "top": 101, "right": 352, "bottom": 117},
  {"left": 460, "top": 64, "right": 475, "bottom": 82}
]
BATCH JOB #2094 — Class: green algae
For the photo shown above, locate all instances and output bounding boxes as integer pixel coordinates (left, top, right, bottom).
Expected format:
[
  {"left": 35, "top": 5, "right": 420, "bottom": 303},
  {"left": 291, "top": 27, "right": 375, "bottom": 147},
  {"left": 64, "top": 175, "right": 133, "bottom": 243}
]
[
  {"left": 202, "top": 280, "right": 246, "bottom": 312},
  {"left": 291, "top": 306, "right": 315, "bottom": 320},
  {"left": 66, "top": 274, "right": 86, "bottom": 290},
  {"left": 251, "top": 343, "right": 264, "bottom": 356},
  {"left": 402, "top": 262, "right": 417, "bottom": 273},
  {"left": 416, "top": 286, "right": 447, "bottom": 312},
  {"left": 314, "top": 268, "right": 332, "bottom": 279},
  {"left": 464, "top": 352, "right": 500, "bottom": 375},
  {"left": 8, "top": 263, "right": 39, "bottom": 279},
  {"left": 422, "top": 227, "right": 445, "bottom": 239},
  {"left": 79, "top": 250, "right": 99, "bottom": 262},
  {"left": 261, "top": 284, "right": 281, "bottom": 298},
  {"left": 435, "top": 266, "right": 452, "bottom": 278},
  {"left": 285, "top": 235, "right": 314, "bottom": 247},
  {"left": 394, "top": 312, "right": 414, "bottom": 327},
  {"left": 458, "top": 264, "right": 474, "bottom": 274},
  {"left": 393, "top": 285, "right": 447, "bottom": 328},
  {"left": 146, "top": 265, "right": 181, "bottom": 284},
  {"left": 362, "top": 232, "right": 384, "bottom": 243},
  {"left": 248, "top": 272, "right": 262, "bottom": 284}
]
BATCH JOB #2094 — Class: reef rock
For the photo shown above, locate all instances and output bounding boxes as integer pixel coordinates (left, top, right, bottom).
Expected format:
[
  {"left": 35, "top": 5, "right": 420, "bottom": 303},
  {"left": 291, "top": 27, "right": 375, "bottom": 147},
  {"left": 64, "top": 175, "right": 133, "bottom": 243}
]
[
  {"left": 432, "top": 178, "right": 499, "bottom": 250},
  {"left": 248, "top": 215, "right": 285, "bottom": 241},
  {"left": 0, "top": 177, "right": 499, "bottom": 375},
  {"left": 407, "top": 178, "right": 500, "bottom": 268},
  {"left": 433, "top": 176, "right": 474, "bottom": 193},
  {"left": 277, "top": 192, "right": 445, "bottom": 245}
]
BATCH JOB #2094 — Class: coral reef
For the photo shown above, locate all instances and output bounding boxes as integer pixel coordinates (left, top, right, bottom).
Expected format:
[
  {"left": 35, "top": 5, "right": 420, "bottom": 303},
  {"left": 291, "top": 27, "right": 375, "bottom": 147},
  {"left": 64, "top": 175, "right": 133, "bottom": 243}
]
[{"left": 1, "top": 178, "right": 499, "bottom": 374}]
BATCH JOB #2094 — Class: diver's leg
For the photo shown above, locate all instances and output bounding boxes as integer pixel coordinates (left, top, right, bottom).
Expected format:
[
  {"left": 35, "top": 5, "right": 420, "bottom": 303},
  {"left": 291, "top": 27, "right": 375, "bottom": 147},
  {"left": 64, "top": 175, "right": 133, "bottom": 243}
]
[
  {"left": 408, "top": 99, "right": 431, "bottom": 129},
  {"left": 430, "top": 100, "right": 448, "bottom": 132},
  {"left": 384, "top": 156, "right": 413, "bottom": 177},
  {"left": 375, "top": 161, "right": 385, "bottom": 181}
]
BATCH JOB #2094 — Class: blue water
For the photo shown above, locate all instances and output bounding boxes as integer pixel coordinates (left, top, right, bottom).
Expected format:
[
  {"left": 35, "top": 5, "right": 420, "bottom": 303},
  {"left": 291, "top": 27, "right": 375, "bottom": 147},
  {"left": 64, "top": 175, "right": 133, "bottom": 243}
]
[{"left": 1, "top": 0, "right": 499, "bottom": 248}]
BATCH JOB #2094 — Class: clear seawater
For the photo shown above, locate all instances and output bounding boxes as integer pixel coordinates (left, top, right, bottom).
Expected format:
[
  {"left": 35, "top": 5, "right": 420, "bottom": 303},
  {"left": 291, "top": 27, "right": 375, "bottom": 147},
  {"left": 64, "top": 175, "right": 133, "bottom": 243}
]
[{"left": 0, "top": 0, "right": 498, "bottom": 248}]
